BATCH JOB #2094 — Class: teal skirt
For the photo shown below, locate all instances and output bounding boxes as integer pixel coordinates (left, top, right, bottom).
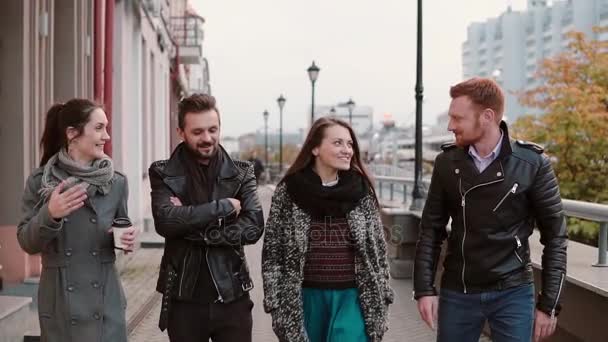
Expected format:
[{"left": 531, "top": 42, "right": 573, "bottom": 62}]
[{"left": 302, "top": 288, "right": 369, "bottom": 342}]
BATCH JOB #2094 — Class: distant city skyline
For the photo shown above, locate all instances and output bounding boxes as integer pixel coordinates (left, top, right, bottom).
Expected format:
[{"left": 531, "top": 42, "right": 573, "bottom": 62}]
[{"left": 193, "top": 0, "right": 528, "bottom": 137}]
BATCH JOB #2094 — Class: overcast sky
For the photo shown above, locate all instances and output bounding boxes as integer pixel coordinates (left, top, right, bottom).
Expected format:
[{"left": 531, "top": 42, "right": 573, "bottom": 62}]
[{"left": 191, "top": 0, "right": 528, "bottom": 137}]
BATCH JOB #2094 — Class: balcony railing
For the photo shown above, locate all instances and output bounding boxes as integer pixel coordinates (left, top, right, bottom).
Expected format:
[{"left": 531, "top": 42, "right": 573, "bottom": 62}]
[
  {"left": 171, "top": 16, "right": 205, "bottom": 64},
  {"left": 171, "top": 16, "right": 205, "bottom": 47}
]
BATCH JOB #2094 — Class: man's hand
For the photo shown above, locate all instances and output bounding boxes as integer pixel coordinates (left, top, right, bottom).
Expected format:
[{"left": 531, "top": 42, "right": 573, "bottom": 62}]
[
  {"left": 534, "top": 309, "right": 557, "bottom": 341},
  {"left": 170, "top": 197, "right": 182, "bottom": 206},
  {"left": 227, "top": 198, "right": 241, "bottom": 215},
  {"left": 417, "top": 296, "right": 439, "bottom": 330}
]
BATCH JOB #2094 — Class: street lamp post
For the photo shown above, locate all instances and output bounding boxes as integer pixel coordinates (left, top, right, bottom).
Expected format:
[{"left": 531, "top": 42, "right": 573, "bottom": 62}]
[
  {"left": 263, "top": 110, "right": 269, "bottom": 174},
  {"left": 277, "top": 94, "right": 286, "bottom": 174},
  {"left": 346, "top": 98, "right": 355, "bottom": 125},
  {"left": 411, "top": 0, "right": 425, "bottom": 211},
  {"left": 307, "top": 61, "right": 320, "bottom": 125}
]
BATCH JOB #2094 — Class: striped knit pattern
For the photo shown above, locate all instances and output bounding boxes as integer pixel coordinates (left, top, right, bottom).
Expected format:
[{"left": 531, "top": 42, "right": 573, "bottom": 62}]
[{"left": 303, "top": 218, "right": 356, "bottom": 288}]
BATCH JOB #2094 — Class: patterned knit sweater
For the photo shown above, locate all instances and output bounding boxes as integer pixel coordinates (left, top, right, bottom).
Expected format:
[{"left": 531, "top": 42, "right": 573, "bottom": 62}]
[
  {"left": 262, "top": 183, "right": 394, "bottom": 342},
  {"left": 303, "top": 217, "right": 357, "bottom": 288}
]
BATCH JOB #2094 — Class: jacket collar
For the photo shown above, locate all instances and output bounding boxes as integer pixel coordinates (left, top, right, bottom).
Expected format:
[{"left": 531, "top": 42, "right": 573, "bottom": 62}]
[
  {"left": 162, "top": 142, "right": 239, "bottom": 180},
  {"left": 450, "top": 120, "right": 513, "bottom": 162},
  {"left": 450, "top": 121, "right": 512, "bottom": 188}
]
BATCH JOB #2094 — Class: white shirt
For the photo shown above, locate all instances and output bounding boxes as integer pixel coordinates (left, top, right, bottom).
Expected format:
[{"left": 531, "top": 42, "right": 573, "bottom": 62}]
[{"left": 468, "top": 130, "right": 504, "bottom": 173}]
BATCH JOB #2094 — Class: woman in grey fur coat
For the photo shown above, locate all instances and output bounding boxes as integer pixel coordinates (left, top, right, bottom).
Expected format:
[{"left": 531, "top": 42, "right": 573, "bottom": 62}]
[
  {"left": 262, "top": 117, "right": 394, "bottom": 342},
  {"left": 17, "top": 99, "right": 137, "bottom": 342}
]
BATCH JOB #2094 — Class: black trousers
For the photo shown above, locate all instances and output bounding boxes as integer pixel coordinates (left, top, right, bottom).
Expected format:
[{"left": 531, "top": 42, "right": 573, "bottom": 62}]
[{"left": 167, "top": 295, "right": 254, "bottom": 342}]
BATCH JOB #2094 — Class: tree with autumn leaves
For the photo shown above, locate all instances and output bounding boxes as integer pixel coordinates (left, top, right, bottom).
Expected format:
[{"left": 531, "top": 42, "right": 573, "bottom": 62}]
[
  {"left": 513, "top": 28, "right": 608, "bottom": 204},
  {"left": 512, "top": 28, "right": 608, "bottom": 244}
]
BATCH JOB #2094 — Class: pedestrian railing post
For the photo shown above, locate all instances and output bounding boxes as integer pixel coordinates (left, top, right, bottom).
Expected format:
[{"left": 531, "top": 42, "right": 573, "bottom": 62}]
[{"left": 594, "top": 222, "right": 608, "bottom": 267}]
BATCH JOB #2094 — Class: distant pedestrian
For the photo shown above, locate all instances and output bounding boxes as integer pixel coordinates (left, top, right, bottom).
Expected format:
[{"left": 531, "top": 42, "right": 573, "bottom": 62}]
[{"left": 248, "top": 150, "right": 265, "bottom": 184}]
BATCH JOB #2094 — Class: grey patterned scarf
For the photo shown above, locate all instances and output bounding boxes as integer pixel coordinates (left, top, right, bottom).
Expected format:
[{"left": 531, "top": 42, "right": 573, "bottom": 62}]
[{"left": 39, "top": 149, "right": 115, "bottom": 201}]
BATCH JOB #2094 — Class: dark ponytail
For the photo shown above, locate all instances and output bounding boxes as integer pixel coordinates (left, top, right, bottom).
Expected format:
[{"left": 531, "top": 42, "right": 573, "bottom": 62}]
[
  {"left": 39, "top": 99, "right": 102, "bottom": 166},
  {"left": 40, "top": 104, "right": 65, "bottom": 166}
]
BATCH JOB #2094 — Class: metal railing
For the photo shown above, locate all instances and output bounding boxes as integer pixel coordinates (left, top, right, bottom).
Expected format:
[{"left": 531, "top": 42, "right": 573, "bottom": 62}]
[
  {"left": 562, "top": 199, "right": 608, "bottom": 266},
  {"left": 368, "top": 164, "right": 408, "bottom": 178},
  {"left": 375, "top": 175, "right": 426, "bottom": 204},
  {"left": 374, "top": 175, "right": 608, "bottom": 266}
]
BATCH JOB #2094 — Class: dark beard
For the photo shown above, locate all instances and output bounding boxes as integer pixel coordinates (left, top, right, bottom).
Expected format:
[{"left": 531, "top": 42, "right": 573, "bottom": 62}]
[{"left": 185, "top": 141, "right": 218, "bottom": 162}]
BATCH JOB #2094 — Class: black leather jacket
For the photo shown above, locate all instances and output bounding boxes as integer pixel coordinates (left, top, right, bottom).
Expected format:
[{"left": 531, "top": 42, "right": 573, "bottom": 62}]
[
  {"left": 414, "top": 122, "right": 568, "bottom": 317},
  {"left": 149, "top": 144, "right": 264, "bottom": 310}
]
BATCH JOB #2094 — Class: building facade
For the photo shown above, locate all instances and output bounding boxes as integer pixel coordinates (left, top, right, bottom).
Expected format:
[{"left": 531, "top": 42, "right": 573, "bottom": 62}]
[
  {"left": 462, "top": 0, "right": 608, "bottom": 121},
  {"left": 0, "top": 0, "right": 210, "bottom": 284}
]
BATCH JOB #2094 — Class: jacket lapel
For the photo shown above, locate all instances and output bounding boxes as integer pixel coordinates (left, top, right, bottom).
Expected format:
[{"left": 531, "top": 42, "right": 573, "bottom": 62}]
[
  {"left": 163, "top": 176, "right": 187, "bottom": 199},
  {"left": 162, "top": 143, "right": 241, "bottom": 201}
]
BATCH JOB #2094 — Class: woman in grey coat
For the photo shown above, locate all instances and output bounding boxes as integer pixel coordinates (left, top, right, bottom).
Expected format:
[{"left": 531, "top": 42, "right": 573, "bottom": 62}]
[
  {"left": 262, "top": 118, "right": 394, "bottom": 342},
  {"left": 17, "top": 99, "right": 137, "bottom": 342}
]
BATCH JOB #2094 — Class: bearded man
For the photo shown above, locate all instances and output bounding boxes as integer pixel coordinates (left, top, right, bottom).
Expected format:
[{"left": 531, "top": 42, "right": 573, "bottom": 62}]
[
  {"left": 149, "top": 93, "right": 264, "bottom": 342},
  {"left": 414, "top": 78, "right": 568, "bottom": 342}
]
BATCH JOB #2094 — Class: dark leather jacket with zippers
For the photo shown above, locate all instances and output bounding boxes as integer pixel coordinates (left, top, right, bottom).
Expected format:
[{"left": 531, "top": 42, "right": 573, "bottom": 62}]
[
  {"left": 149, "top": 144, "right": 264, "bottom": 330},
  {"left": 414, "top": 121, "right": 568, "bottom": 317}
]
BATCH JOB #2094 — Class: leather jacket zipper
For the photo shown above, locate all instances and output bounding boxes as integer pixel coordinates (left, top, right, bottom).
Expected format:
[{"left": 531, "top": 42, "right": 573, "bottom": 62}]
[
  {"left": 206, "top": 248, "right": 224, "bottom": 303},
  {"left": 514, "top": 236, "right": 523, "bottom": 263},
  {"left": 551, "top": 272, "right": 565, "bottom": 319},
  {"left": 178, "top": 250, "right": 190, "bottom": 297},
  {"left": 493, "top": 183, "right": 519, "bottom": 212},
  {"left": 460, "top": 177, "right": 503, "bottom": 294}
]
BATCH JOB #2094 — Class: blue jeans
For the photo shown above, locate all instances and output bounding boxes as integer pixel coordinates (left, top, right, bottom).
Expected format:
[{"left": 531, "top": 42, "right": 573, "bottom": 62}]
[{"left": 437, "top": 284, "right": 535, "bottom": 342}]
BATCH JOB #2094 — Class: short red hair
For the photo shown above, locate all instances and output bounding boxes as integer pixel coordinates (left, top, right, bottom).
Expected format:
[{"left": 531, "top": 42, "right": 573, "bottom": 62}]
[{"left": 450, "top": 78, "right": 504, "bottom": 122}]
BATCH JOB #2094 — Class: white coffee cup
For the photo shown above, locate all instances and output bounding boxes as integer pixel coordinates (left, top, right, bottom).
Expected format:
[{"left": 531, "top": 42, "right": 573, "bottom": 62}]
[{"left": 112, "top": 217, "right": 132, "bottom": 250}]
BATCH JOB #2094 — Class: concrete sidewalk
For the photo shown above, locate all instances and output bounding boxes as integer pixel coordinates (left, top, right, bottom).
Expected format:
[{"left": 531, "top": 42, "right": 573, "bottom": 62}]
[{"left": 126, "top": 185, "right": 447, "bottom": 341}]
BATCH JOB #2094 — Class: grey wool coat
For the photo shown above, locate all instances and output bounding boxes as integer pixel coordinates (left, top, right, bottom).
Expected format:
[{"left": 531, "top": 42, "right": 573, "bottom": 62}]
[
  {"left": 17, "top": 167, "right": 129, "bottom": 342},
  {"left": 262, "top": 183, "right": 394, "bottom": 342}
]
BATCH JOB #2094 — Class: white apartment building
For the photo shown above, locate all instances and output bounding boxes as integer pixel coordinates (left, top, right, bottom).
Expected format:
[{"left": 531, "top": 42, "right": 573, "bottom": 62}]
[{"left": 463, "top": 0, "right": 608, "bottom": 121}]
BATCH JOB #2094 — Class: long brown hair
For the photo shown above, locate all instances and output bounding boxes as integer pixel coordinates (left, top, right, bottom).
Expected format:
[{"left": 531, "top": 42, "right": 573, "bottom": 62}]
[{"left": 283, "top": 117, "right": 377, "bottom": 202}]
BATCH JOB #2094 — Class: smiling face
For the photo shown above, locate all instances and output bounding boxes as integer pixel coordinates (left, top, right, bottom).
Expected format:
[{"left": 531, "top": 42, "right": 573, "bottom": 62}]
[
  {"left": 66, "top": 108, "right": 110, "bottom": 163},
  {"left": 447, "top": 95, "right": 484, "bottom": 147},
  {"left": 178, "top": 109, "right": 221, "bottom": 163},
  {"left": 312, "top": 124, "right": 354, "bottom": 172}
]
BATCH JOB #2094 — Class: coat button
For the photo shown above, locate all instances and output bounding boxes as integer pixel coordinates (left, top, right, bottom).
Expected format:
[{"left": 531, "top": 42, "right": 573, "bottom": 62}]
[
  {"left": 67, "top": 285, "right": 75, "bottom": 292},
  {"left": 65, "top": 249, "right": 73, "bottom": 257},
  {"left": 93, "top": 313, "right": 101, "bottom": 320},
  {"left": 497, "top": 172, "right": 502, "bottom": 177},
  {"left": 91, "top": 251, "right": 98, "bottom": 256},
  {"left": 90, "top": 217, "right": 97, "bottom": 223},
  {"left": 455, "top": 168, "right": 460, "bottom": 174},
  {"left": 63, "top": 217, "right": 69, "bottom": 223},
  {"left": 91, "top": 281, "right": 100, "bottom": 289}
]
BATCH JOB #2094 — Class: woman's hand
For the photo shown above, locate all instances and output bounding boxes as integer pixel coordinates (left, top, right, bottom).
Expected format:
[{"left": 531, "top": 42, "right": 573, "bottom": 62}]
[
  {"left": 119, "top": 227, "right": 138, "bottom": 253},
  {"left": 47, "top": 181, "right": 88, "bottom": 220},
  {"left": 107, "top": 226, "right": 138, "bottom": 254}
]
